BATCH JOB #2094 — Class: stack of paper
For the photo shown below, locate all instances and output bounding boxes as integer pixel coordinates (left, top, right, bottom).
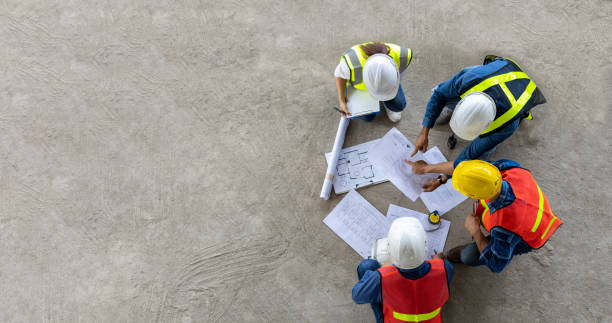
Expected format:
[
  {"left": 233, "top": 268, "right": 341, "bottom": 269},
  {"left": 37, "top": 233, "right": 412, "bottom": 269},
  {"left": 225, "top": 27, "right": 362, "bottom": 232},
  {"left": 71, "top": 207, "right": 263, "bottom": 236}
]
[
  {"left": 323, "top": 190, "right": 452, "bottom": 259},
  {"left": 369, "top": 128, "right": 467, "bottom": 214},
  {"left": 368, "top": 128, "right": 437, "bottom": 201},
  {"left": 386, "top": 204, "right": 451, "bottom": 258},
  {"left": 323, "top": 190, "right": 389, "bottom": 258}
]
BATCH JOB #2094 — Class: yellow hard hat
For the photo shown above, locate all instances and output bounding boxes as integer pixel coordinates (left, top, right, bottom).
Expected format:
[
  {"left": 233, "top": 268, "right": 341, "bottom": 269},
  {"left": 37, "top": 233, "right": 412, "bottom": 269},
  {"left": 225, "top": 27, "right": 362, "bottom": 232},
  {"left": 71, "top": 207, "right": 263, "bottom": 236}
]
[{"left": 452, "top": 160, "right": 502, "bottom": 200}]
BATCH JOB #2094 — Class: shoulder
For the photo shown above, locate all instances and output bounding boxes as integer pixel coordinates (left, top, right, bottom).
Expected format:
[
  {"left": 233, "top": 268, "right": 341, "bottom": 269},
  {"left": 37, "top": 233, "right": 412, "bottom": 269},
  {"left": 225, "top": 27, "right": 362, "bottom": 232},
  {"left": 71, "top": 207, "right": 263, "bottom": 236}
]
[{"left": 490, "top": 159, "right": 523, "bottom": 171}]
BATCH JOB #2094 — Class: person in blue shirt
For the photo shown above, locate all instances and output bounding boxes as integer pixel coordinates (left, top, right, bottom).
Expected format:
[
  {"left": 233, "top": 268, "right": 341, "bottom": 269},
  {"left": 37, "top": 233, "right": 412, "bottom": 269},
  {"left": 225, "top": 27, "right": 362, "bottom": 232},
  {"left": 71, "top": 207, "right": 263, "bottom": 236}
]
[
  {"left": 405, "top": 56, "right": 546, "bottom": 193},
  {"left": 446, "top": 159, "right": 562, "bottom": 273},
  {"left": 353, "top": 217, "right": 454, "bottom": 323}
]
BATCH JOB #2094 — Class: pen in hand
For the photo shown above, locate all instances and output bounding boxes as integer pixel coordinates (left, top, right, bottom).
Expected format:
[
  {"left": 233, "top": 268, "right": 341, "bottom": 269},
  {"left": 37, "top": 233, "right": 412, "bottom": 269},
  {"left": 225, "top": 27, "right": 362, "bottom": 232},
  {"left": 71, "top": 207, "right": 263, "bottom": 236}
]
[{"left": 333, "top": 106, "right": 347, "bottom": 116}]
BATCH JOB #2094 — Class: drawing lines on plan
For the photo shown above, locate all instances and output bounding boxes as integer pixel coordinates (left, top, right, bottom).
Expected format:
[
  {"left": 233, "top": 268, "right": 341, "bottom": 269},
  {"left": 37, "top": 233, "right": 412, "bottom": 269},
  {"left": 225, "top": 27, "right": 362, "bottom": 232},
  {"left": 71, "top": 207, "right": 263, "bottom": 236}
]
[{"left": 325, "top": 139, "right": 387, "bottom": 194}]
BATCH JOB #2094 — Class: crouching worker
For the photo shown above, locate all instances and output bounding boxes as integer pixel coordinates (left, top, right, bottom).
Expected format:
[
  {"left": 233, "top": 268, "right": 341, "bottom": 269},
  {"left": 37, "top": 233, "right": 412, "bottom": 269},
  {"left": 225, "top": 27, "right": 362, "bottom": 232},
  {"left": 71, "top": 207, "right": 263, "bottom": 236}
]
[
  {"left": 447, "top": 159, "right": 563, "bottom": 273},
  {"left": 353, "top": 217, "right": 454, "bottom": 323}
]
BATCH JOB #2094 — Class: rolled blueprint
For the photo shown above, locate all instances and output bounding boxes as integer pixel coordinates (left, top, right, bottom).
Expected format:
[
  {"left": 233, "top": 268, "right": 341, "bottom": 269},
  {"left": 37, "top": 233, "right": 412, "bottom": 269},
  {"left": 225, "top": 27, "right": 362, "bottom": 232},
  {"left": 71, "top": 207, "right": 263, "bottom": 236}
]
[{"left": 320, "top": 116, "right": 350, "bottom": 200}]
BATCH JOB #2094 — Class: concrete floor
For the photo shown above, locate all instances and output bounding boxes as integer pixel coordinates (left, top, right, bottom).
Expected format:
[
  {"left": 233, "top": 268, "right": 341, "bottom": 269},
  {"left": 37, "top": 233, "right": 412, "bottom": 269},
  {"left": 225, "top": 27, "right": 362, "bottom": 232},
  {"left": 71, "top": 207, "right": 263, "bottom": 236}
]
[{"left": 1, "top": 1, "right": 611, "bottom": 322}]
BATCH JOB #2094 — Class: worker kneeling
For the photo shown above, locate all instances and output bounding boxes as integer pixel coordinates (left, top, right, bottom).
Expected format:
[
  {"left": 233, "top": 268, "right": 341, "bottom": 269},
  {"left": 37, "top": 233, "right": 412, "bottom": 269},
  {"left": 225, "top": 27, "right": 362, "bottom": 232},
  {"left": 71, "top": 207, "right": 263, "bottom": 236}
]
[
  {"left": 406, "top": 56, "right": 547, "bottom": 192},
  {"left": 334, "top": 42, "right": 412, "bottom": 122},
  {"left": 447, "top": 160, "right": 562, "bottom": 273},
  {"left": 353, "top": 217, "right": 453, "bottom": 323}
]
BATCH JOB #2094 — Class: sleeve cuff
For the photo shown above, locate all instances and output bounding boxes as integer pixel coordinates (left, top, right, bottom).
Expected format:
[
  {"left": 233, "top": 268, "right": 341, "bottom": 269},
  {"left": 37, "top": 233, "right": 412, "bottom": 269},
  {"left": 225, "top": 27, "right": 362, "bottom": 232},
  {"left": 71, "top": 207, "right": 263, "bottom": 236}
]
[{"left": 422, "top": 117, "right": 435, "bottom": 129}]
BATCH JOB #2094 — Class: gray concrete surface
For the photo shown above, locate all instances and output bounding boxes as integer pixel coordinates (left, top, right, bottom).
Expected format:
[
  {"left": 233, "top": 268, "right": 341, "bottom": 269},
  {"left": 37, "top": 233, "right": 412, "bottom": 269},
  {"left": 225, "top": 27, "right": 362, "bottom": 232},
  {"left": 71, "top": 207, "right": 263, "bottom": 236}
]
[{"left": 1, "top": 1, "right": 611, "bottom": 322}]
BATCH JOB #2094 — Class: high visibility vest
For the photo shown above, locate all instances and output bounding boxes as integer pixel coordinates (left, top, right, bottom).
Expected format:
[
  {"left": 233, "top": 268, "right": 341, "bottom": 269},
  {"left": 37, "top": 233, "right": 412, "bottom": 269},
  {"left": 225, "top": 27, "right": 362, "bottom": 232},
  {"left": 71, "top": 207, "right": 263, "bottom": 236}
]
[
  {"left": 460, "top": 58, "right": 541, "bottom": 135},
  {"left": 341, "top": 42, "right": 412, "bottom": 91},
  {"left": 476, "top": 167, "right": 562, "bottom": 248},
  {"left": 378, "top": 260, "right": 448, "bottom": 323}
]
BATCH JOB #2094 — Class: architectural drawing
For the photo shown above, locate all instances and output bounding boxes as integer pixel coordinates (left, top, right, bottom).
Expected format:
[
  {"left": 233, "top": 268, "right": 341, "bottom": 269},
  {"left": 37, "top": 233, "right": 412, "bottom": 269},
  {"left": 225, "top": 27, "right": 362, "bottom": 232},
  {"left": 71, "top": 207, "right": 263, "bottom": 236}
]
[{"left": 325, "top": 139, "right": 388, "bottom": 194}]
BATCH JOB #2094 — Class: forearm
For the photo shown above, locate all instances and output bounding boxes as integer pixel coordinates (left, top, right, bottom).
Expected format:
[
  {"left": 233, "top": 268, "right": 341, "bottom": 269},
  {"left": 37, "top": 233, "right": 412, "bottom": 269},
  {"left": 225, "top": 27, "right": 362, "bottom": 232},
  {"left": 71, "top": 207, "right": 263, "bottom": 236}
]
[
  {"left": 334, "top": 77, "right": 347, "bottom": 104},
  {"left": 419, "top": 126, "right": 430, "bottom": 138},
  {"left": 472, "top": 229, "right": 489, "bottom": 254},
  {"left": 424, "top": 160, "right": 454, "bottom": 175}
]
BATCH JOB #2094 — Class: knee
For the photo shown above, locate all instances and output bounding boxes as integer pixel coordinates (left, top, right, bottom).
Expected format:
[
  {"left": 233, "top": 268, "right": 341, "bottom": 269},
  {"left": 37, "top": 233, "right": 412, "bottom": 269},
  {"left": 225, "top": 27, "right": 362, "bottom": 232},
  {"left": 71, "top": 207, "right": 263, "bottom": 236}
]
[
  {"left": 360, "top": 114, "right": 376, "bottom": 122},
  {"left": 460, "top": 243, "right": 481, "bottom": 266}
]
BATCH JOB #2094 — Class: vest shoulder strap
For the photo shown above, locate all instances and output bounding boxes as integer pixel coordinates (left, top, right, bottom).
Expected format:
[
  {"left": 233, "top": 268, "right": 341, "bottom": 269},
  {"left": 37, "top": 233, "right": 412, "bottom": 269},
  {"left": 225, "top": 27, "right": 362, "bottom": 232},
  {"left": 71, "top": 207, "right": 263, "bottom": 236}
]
[
  {"left": 461, "top": 59, "right": 537, "bottom": 134},
  {"left": 378, "top": 265, "right": 398, "bottom": 278}
]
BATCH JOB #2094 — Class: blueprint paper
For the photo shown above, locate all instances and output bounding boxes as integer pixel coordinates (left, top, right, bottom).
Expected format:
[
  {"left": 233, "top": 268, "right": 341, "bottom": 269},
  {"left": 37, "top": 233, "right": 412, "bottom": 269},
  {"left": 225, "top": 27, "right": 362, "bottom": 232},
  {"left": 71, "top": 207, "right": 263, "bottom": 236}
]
[
  {"left": 369, "top": 128, "right": 437, "bottom": 201},
  {"left": 419, "top": 147, "right": 468, "bottom": 215},
  {"left": 320, "top": 116, "right": 350, "bottom": 200},
  {"left": 323, "top": 190, "right": 390, "bottom": 258},
  {"left": 325, "top": 139, "right": 388, "bottom": 194},
  {"left": 386, "top": 204, "right": 451, "bottom": 258}
]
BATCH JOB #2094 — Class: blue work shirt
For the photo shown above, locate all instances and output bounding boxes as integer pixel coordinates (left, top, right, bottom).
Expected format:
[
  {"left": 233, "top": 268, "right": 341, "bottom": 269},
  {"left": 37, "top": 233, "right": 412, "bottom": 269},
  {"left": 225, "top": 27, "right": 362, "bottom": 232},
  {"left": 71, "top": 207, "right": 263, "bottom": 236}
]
[
  {"left": 479, "top": 159, "right": 533, "bottom": 273},
  {"left": 352, "top": 260, "right": 454, "bottom": 305},
  {"left": 422, "top": 59, "right": 536, "bottom": 167}
]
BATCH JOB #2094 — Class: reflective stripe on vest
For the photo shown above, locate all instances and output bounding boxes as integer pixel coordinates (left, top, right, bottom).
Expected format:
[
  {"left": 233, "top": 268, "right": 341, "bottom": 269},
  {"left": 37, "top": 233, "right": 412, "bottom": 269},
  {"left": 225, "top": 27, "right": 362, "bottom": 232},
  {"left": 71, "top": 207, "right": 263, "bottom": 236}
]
[
  {"left": 480, "top": 200, "right": 489, "bottom": 224},
  {"left": 478, "top": 168, "right": 561, "bottom": 248},
  {"left": 460, "top": 68, "right": 537, "bottom": 135},
  {"left": 342, "top": 42, "right": 411, "bottom": 90},
  {"left": 393, "top": 307, "right": 442, "bottom": 322}
]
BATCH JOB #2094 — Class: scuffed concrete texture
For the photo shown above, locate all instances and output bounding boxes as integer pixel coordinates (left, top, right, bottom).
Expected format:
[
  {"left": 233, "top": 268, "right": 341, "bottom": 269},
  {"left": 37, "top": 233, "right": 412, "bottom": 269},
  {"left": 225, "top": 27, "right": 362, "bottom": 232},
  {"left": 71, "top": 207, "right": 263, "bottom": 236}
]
[{"left": 0, "top": 0, "right": 611, "bottom": 322}]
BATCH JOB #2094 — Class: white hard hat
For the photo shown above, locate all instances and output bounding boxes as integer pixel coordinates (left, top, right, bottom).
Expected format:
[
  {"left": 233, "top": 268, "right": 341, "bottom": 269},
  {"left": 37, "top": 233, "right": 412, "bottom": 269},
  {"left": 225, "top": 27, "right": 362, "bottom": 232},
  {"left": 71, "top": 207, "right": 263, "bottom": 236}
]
[
  {"left": 387, "top": 217, "right": 428, "bottom": 269},
  {"left": 371, "top": 237, "right": 391, "bottom": 265},
  {"left": 450, "top": 92, "right": 496, "bottom": 140},
  {"left": 363, "top": 54, "right": 400, "bottom": 101}
]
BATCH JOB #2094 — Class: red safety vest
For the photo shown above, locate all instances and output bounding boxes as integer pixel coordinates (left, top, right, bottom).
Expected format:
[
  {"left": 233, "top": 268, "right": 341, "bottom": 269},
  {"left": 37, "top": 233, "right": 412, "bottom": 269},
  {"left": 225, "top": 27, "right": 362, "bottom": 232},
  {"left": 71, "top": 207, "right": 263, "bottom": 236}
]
[
  {"left": 476, "top": 167, "right": 562, "bottom": 248},
  {"left": 378, "top": 259, "right": 449, "bottom": 323}
]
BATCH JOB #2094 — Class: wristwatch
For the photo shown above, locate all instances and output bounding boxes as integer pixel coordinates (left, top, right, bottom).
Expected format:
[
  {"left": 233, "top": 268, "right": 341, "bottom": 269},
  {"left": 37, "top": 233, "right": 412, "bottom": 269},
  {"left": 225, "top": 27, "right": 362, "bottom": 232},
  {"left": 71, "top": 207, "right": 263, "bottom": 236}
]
[{"left": 437, "top": 175, "right": 448, "bottom": 185}]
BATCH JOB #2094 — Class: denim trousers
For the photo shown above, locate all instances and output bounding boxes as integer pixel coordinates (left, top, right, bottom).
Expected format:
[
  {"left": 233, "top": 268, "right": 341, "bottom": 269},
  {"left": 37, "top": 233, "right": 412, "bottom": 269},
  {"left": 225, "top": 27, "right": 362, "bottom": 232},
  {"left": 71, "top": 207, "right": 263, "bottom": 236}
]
[
  {"left": 359, "top": 84, "right": 406, "bottom": 122},
  {"left": 357, "top": 259, "right": 384, "bottom": 323},
  {"left": 459, "top": 242, "right": 483, "bottom": 266}
]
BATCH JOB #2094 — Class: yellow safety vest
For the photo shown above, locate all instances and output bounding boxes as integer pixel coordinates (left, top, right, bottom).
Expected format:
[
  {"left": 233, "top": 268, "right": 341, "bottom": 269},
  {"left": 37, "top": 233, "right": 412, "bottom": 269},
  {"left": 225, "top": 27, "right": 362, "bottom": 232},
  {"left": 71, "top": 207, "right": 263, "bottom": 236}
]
[
  {"left": 460, "top": 58, "right": 536, "bottom": 135},
  {"left": 341, "top": 42, "right": 412, "bottom": 91}
]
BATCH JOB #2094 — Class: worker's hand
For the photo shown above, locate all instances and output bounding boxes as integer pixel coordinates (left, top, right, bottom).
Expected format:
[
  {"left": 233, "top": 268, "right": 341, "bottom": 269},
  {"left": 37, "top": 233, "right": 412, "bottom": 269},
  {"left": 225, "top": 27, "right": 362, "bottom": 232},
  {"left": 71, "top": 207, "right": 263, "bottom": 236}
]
[
  {"left": 405, "top": 160, "right": 429, "bottom": 175},
  {"left": 422, "top": 178, "right": 442, "bottom": 192},
  {"left": 432, "top": 252, "right": 445, "bottom": 260},
  {"left": 464, "top": 213, "right": 481, "bottom": 237},
  {"left": 411, "top": 130, "right": 429, "bottom": 157},
  {"left": 339, "top": 98, "right": 351, "bottom": 116}
]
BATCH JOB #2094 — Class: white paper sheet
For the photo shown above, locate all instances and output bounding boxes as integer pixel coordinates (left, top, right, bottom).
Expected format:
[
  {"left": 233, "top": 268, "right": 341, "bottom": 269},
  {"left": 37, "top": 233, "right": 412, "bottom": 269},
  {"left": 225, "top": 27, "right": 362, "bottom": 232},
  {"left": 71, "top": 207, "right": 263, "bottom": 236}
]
[
  {"left": 419, "top": 146, "right": 468, "bottom": 215},
  {"left": 369, "top": 128, "right": 437, "bottom": 201},
  {"left": 346, "top": 87, "right": 380, "bottom": 118},
  {"left": 325, "top": 139, "right": 388, "bottom": 194},
  {"left": 386, "top": 204, "right": 451, "bottom": 258},
  {"left": 323, "top": 190, "right": 389, "bottom": 258},
  {"left": 320, "top": 116, "right": 350, "bottom": 200}
]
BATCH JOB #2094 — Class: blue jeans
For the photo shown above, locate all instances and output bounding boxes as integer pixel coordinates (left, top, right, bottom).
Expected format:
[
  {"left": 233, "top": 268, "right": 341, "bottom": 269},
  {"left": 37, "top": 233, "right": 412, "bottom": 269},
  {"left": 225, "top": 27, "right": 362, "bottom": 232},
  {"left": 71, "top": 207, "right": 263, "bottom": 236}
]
[
  {"left": 359, "top": 84, "right": 406, "bottom": 122},
  {"left": 357, "top": 259, "right": 384, "bottom": 323},
  {"left": 460, "top": 242, "right": 483, "bottom": 266}
]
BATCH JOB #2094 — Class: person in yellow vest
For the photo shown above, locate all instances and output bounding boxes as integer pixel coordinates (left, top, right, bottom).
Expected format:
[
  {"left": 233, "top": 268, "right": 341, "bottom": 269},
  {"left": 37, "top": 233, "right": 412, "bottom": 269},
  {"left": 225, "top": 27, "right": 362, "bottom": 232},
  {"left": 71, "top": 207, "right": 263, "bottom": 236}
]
[
  {"left": 405, "top": 56, "right": 546, "bottom": 192},
  {"left": 353, "top": 217, "right": 453, "bottom": 323},
  {"left": 445, "top": 159, "right": 562, "bottom": 273},
  {"left": 334, "top": 42, "right": 412, "bottom": 122}
]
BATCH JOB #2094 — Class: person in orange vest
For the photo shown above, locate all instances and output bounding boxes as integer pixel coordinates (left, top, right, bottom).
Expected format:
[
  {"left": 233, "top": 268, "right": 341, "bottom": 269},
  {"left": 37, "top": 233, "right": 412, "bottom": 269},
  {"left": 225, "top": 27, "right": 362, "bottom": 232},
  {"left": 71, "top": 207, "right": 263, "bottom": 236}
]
[
  {"left": 446, "top": 159, "right": 562, "bottom": 273},
  {"left": 353, "top": 217, "right": 453, "bottom": 323}
]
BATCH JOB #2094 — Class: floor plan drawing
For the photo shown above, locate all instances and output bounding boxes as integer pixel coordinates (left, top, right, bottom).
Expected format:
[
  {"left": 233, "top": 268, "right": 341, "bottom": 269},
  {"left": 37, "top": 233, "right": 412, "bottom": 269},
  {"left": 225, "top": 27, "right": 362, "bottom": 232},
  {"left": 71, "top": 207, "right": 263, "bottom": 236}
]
[{"left": 325, "top": 139, "right": 388, "bottom": 194}]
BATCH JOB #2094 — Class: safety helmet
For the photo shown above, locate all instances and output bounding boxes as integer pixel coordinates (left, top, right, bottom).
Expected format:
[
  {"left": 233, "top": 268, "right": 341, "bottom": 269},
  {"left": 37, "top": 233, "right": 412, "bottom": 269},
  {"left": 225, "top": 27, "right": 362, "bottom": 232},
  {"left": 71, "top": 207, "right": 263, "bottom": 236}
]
[
  {"left": 452, "top": 160, "right": 502, "bottom": 200},
  {"left": 363, "top": 54, "right": 400, "bottom": 101},
  {"left": 387, "top": 217, "right": 428, "bottom": 269},
  {"left": 450, "top": 92, "right": 496, "bottom": 140},
  {"left": 371, "top": 237, "right": 391, "bottom": 265}
]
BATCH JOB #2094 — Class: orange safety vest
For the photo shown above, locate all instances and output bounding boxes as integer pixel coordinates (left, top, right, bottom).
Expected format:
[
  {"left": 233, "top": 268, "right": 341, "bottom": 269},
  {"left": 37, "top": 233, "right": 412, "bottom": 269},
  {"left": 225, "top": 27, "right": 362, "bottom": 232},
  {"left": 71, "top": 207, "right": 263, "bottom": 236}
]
[
  {"left": 476, "top": 167, "right": 562, "bottom": 248},
  {"left": 378, "top": 259, "right": 449, "bottom": 323}
]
